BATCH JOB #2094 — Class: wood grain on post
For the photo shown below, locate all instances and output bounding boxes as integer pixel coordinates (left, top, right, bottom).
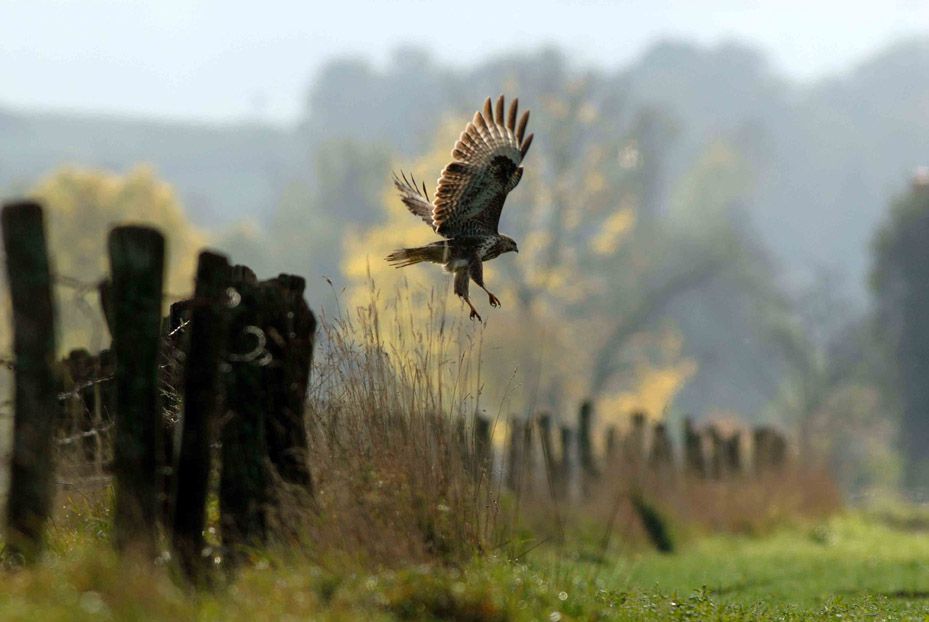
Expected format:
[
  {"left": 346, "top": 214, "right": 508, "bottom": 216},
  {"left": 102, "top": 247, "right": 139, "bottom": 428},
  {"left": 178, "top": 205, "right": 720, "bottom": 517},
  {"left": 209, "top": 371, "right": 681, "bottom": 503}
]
[
  {"left": 171, "top": 251, "right": 230, "bottom": 580},
  {"left": 108, "top": 225, "right": 165, "bottom": 556},
  {"left": 2, "top": 201, "right": 59, "bottom": 563}
]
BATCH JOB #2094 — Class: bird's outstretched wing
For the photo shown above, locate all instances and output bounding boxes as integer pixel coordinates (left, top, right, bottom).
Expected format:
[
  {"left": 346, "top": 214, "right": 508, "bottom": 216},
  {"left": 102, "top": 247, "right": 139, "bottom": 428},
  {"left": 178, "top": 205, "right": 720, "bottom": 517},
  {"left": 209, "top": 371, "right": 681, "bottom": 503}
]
[
  {"left": 432, "top": 95, "right": 534, "bottom": 235},
  {"left": 393, "top": 171, "right": 434, "bottom": 227}
]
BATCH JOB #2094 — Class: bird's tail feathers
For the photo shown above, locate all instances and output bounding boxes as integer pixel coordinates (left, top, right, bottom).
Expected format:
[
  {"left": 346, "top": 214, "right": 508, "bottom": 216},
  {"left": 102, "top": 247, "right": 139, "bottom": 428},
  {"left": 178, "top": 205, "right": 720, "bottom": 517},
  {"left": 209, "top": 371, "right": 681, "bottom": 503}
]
[{"left": 386, "top": 243, "right": 446, "bottom": 268}]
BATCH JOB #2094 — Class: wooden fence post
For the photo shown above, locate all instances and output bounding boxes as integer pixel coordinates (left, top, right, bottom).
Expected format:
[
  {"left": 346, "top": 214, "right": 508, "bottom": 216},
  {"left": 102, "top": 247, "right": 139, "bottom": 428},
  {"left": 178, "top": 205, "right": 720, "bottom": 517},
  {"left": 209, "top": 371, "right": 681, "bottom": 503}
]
[
  {"left": 683, "top": 417, "right": 704, "bottom": 478},
  {"left": 472, "top": 413, "right": 491, "bottom": 478},
  {"left": 753, "top": 426, "right": 788, "bottom": 475},
  {"left": 2, "top": 201, "right": 59, "bottom": 562},
  {"left": 648, "top": 422, "right": 674, "bottom": 477},
  {"left": 723, "top": 431, "right": 744, "bottom": 477},
  {"left": 578, "top": 401, "right": 598, "bottom": 496},
  {"left": 262, "top": 275, "right": 315, "bottom": 491},
  {"left": 558, "top": 425, "right": 573, "bottom": 499},
  {"left": 578, "top": 401, "right": 598, "bottom": 478},
  {"left": 625, "top": 411, "right": 648, "bottom": 480},
  {"left": 171, "top": 251, "right": 230, "bottom": 580},
  {"left": 108, "top": 225, "right": 165, "bottom": 556},
  {"left": 220, "top": 266, "right": 270, "bottom": 552},
  {"left": 706, "top": 425, "right": 724, "bottom": 480},
  {"left": 605, "top": 425, "right": 618, "bottom": 466}
]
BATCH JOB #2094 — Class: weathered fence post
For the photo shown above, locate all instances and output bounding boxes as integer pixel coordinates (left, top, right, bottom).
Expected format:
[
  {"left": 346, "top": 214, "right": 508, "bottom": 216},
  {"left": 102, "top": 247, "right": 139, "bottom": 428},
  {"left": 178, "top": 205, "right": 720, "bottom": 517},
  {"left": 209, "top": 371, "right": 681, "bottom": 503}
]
[
  {"left": 706, "top": 425, "right": 724, "bottom": 480},
  {"left": 625, "top": 411, "right": 648, "bottom": 480},
  {"left": 648, "top": 422, "right": 674, "bottom": 477},
  {"left": 472, "top": 413, "right": 491, "bottom": 478},
  {"left": 2, "top": 201, "right": 59, "bottom": 562},
  {"left": 262, "top": 274, "right": 316, "bottom": 491},
  {"left": 171, "top": 251, "right": 230, "bottom": 580},
  {"left": 605, "top": 425, "right": 618, "bottom": 466},
  {"left": 683, "top": 417, "right": 705, "bottom": 478},
  {"left": 723, "top": 431, "right": 744, "bottom": 477},
  {"left": 558, "top": 424, "right": 573, "bottom": 499},
  {"left": 578, "top": 401, "right": 598, "bottom": 495},
  {"left": 109, "top": 225, "right": 165, "bottom": 556},
  {"left": 220, "top": 266, "right": 270, "bottom": 553},
  {"left": 753, "top": 426, "right": 788, "bottom": 475}
]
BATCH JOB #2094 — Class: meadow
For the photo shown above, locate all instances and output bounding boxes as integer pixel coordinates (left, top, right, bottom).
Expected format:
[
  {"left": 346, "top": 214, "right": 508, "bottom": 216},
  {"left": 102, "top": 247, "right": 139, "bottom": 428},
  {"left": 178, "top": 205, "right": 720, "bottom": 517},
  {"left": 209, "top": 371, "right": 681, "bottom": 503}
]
[{"left": 2, "top": 507, "right": 929, "bottom": 620}]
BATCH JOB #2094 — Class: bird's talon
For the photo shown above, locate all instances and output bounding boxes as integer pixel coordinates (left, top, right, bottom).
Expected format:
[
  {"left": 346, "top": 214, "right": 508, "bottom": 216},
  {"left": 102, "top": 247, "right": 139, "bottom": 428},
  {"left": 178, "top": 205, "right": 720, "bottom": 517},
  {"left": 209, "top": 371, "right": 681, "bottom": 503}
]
[
  {"left": 488, "top": 293, "right": 501, "bottom": 308},
  {"left": 469, "top": 309, "right": 482, "bottom": 322}
]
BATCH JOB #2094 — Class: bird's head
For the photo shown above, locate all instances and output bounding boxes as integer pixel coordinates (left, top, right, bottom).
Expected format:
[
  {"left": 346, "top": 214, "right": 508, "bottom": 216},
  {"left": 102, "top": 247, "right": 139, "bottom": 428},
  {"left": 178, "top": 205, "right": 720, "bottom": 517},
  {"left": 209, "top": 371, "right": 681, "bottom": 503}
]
[{"left": 501, "top": 235, "right": 519, "bottom": 254}]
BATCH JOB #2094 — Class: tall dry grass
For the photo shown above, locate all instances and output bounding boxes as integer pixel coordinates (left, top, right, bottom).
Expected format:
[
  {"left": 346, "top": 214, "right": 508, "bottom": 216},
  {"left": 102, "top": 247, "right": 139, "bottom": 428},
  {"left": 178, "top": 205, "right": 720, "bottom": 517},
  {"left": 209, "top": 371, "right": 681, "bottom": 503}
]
[{"left": 300, "top": 279, "right": 504, "bottom": 565}]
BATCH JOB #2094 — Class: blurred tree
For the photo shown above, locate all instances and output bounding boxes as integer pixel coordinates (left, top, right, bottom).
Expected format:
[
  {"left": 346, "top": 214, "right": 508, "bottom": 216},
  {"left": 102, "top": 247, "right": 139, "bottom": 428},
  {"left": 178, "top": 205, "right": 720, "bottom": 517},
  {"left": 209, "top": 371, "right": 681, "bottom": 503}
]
[
  {"left": 21, "top": 166, "right": 206, "bottom": 352},
  {"left": 872, "top": 175, "right": 929, "bottom": 489},
  {"left": 269, "top": 141, "right": 390, "bottom": 301},
  {"left": 342, "top": 79, "right": 734, "bottom": 433}
]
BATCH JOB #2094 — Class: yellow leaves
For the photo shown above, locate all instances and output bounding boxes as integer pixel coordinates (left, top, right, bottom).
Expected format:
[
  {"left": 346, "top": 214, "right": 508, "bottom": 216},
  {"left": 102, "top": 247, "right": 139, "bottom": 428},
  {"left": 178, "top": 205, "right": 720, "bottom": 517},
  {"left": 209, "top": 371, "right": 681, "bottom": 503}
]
[
  {"left": 591, "top": 208, "right": 635, "bottom": 256},
  {"left": 21, "top": 166, "right": 207, "bottom": 352},
  {"left": 31, "top": 166, "right": 205, "bottom": 290},
  {"left": 597, "top": 360, "right": 697, "bottom": 429}
]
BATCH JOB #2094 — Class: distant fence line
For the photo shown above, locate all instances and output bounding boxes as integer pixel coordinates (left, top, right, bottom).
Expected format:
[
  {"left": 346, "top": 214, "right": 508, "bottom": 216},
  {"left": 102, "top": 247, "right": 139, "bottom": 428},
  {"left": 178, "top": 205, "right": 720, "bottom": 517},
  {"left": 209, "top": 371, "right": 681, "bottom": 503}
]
[{"left": 474, "top": 403, "right": 791, "bottom": 501}]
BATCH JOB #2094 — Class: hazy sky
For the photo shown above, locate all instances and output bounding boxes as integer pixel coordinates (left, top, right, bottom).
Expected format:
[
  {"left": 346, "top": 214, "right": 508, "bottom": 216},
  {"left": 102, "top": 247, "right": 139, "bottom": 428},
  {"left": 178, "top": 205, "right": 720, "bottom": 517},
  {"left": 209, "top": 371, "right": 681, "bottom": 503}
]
[{"left": 3, "top": 0, "right": 928, "bottom": 125}]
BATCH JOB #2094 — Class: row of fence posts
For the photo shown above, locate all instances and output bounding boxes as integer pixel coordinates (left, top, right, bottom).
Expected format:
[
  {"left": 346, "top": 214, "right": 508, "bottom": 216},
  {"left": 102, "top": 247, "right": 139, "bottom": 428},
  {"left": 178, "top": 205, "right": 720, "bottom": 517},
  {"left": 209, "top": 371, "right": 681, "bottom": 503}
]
[
  {"left": 1, "top": 200, "right": 316, "bottom": 583},
  {"left": 472, "top": 401, "right": 790, "bottom": 498}
]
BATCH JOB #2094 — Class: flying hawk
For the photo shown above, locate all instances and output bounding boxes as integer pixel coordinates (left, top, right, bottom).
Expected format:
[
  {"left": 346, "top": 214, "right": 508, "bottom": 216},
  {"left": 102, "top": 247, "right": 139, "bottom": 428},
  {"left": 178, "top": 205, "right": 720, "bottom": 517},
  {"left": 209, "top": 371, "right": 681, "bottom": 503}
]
[{"left": 386, "top": 95, "right": 534, "bottom": 321}]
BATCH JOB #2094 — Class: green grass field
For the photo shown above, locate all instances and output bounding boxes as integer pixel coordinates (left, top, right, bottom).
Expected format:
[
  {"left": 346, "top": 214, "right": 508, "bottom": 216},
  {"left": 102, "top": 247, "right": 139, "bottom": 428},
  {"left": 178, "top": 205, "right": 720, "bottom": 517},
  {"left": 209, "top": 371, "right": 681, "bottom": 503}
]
[{"left": 3, "top": 509, "right": 929, "bottom": 620}]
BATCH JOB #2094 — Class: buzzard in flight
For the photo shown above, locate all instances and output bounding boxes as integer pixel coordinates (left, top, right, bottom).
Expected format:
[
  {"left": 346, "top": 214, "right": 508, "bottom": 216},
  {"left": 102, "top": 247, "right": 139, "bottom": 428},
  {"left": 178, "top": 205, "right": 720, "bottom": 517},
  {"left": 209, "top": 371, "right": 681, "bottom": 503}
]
[{"left": 386, "top": 95, "right": 533, "bottom": 321}]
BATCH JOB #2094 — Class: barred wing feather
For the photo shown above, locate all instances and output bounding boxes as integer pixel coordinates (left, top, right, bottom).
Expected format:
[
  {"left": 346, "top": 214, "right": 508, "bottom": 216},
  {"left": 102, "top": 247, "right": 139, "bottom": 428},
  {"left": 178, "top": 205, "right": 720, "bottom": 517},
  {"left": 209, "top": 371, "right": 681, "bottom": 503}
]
[
  {"left": 393, "top": 171, "right": 434, "bottom": 227},
  {"left": 432, "top": 95, "right": 534, "bottom": 235}
]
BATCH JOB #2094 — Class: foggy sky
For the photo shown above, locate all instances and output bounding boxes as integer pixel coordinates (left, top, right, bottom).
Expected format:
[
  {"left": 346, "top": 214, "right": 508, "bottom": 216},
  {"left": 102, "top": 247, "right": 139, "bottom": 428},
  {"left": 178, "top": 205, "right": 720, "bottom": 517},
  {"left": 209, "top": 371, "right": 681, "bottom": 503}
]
[{"left": 2, "top": 0, "right": 928, "bottom": 124}]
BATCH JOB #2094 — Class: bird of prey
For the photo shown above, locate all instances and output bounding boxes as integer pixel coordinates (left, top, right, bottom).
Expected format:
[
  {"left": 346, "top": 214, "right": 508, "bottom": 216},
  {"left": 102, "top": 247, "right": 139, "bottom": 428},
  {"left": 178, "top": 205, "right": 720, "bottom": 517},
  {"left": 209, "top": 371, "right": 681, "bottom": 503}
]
[{"left": 386, "top": 95, "right": 534, "bottom": 321}]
